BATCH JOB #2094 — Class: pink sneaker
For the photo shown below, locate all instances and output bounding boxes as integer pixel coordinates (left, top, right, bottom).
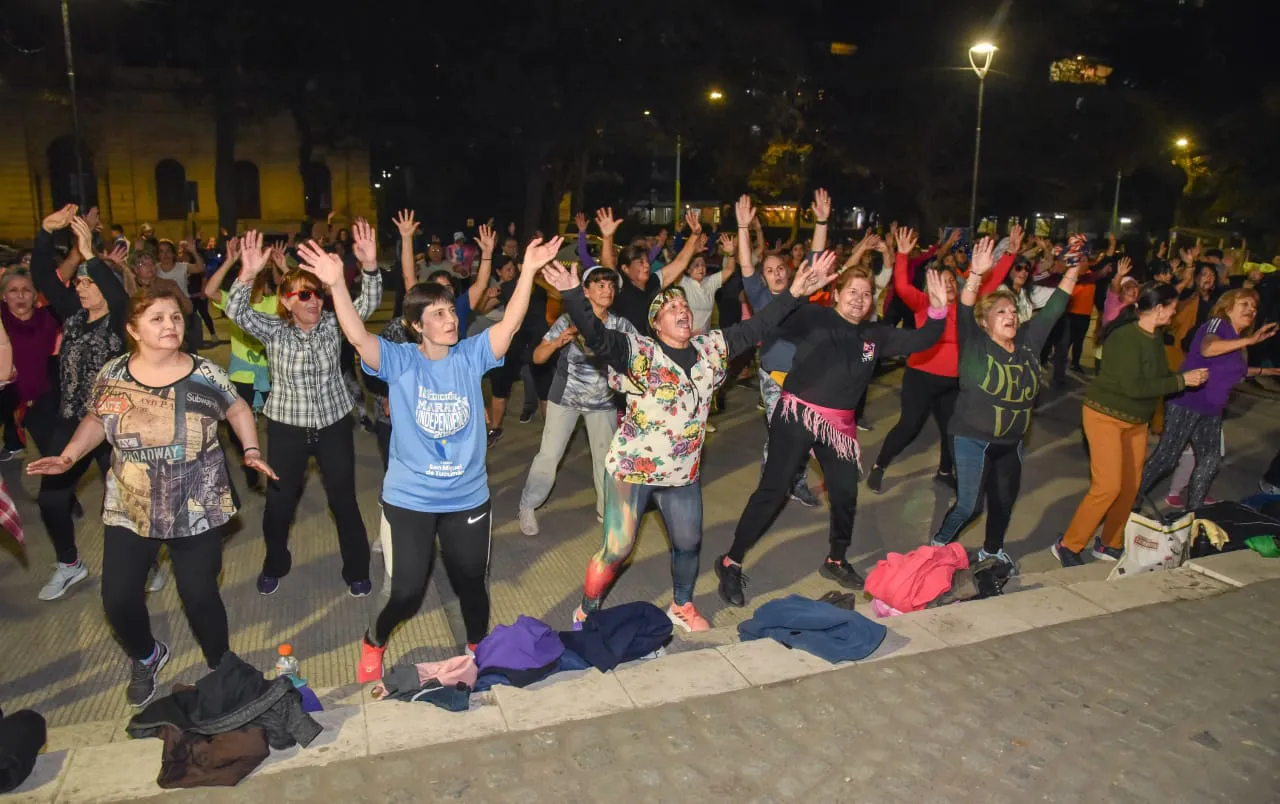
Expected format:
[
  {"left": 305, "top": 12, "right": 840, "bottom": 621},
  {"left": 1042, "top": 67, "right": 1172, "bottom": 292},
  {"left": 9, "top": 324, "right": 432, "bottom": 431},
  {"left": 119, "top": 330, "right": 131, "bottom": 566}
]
[
  {"left": 1165, "top": 493, "right": 1185, "bottom": 509},
  {"left": 357, "top": 639, "right": 385, "bottom": 684},
  {"left": 667, "top": 602, "right": 711, "bottom": 632}
]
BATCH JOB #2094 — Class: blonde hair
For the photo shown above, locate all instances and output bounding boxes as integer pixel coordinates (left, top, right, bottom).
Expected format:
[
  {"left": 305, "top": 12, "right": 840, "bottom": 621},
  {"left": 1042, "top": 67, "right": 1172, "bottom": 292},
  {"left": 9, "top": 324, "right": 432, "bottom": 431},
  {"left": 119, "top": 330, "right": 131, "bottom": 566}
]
[
  {"left": 1210, "top": 288, "right": 1260, "bottom": 336},
  {"left": 276, "top": 269, "right": 324, "bottom": 322},
  {"left": 974, "top": 288, "right": 1018, "bottom": 331}
]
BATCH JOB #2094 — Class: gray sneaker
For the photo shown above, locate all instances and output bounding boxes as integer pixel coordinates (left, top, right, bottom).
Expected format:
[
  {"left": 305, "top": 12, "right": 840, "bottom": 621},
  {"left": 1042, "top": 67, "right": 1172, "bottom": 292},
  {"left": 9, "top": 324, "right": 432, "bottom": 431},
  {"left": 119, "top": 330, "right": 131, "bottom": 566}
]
[
  {"left": 38, "top": 561, "right": 89, "bottom": 601},
  {"left": 127, "top": 642, "right": 170, "bottom": 707},
  {"left": 789, "top": 484, "right": 821, "bottom": 508},
  {"left": 0, "top": 447, "right": 25, "bottom": 462},
  {"left": 518, "top": 507, "right": 539, "bottom": 536},
  {"left": 977, "top": 548, "right": 1019, "bottom": 576},
  {"left": 147, "top": 564, "right": 168, "bottom": 593}
]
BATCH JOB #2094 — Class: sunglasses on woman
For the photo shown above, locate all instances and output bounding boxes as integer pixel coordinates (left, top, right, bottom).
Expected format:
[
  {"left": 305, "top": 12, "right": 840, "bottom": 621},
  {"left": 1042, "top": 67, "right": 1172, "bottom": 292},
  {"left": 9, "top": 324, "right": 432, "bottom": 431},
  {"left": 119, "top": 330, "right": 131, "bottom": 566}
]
[{"left": 284, "top": 288, "right": 323, "bottom": 302}]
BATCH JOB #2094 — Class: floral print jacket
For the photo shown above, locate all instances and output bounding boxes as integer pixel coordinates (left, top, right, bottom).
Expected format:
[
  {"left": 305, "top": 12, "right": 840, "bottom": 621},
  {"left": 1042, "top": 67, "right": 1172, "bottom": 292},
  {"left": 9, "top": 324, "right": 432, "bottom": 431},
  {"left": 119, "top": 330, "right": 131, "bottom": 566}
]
[{"left": 605, "top": 331, "right": 728, "bottom": 486}]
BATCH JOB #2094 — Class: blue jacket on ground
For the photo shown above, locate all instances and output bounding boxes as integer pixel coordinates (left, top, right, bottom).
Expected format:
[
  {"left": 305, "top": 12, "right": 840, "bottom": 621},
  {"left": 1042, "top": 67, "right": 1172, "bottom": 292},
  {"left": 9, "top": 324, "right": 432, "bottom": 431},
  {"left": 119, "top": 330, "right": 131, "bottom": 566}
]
[
  {"left": 737, "top": 595, "right": 887, "bottom": 663},
  {"left": 559, "top": 602, "right": 672, "bottom": 671}
]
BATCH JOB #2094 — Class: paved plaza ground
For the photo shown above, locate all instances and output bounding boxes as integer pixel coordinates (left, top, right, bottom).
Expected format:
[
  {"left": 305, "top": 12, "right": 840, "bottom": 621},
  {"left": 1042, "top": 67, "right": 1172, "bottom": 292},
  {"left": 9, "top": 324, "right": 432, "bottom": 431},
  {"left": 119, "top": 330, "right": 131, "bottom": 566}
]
[{"left": 2, "top": 296, "right": 1279, "bottom": 735}]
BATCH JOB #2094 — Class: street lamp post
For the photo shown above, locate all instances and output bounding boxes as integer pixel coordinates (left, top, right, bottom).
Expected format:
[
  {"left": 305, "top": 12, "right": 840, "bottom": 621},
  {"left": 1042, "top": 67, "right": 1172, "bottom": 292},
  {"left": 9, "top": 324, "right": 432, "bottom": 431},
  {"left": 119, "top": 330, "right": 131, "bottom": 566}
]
[
  {"left": 674, "top": 134, "right": 682, "bottom": 227},
  {"left": 1111, "top": 169, "right": 1122, "bottom": 233},
  {"left": 61, "top": 0, "right": 86, "bottom": 205},
  {"left": 967, "top": 42, "right": 996, "bottom": 236}
]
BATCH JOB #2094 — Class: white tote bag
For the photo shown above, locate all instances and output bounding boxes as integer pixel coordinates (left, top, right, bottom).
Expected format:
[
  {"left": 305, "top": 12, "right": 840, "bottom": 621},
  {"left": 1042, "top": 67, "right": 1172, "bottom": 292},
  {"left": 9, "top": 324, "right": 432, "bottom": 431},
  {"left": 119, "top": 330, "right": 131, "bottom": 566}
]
[{"left": 1108, "top": 507, "right": 1194, "bottom": 580}]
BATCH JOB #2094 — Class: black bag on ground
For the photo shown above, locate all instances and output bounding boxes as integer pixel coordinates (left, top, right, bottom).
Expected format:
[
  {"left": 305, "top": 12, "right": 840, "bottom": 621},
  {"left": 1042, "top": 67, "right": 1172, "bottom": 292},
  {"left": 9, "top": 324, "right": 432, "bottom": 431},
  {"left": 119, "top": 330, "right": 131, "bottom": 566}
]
[
  {"left": 1188, "top": 501, "right": 1280, "bottom": 559},
  {"left": 0, "top": 707, "right": 47, "bottom": 794}
]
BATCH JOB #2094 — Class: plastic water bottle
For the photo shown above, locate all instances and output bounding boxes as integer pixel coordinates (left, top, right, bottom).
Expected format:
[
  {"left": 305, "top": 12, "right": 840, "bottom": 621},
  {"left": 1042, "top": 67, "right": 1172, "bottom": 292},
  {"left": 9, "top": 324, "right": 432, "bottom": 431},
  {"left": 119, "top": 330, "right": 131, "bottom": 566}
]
[{"left": 275, "top": 644, "right": 304, "bottom": 687}]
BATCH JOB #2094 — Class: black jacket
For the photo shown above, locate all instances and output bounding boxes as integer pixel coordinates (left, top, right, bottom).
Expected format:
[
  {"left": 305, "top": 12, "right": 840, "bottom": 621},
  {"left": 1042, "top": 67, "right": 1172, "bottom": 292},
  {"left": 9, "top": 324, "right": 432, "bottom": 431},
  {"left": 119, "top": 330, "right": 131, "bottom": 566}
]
[{"left": 126, "top": 653, "right": 322, "bottom": 751}]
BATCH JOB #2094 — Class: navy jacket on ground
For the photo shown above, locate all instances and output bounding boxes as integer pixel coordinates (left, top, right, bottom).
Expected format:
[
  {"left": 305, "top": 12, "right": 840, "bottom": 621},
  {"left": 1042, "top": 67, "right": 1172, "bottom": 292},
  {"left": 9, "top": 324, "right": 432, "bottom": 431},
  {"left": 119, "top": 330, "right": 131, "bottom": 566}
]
[
  {"left": 737, "top": 595, "right": 887, "bottom": 663},
  {"left": 559, "top": 602, "right": 672, "bottom": 671}
]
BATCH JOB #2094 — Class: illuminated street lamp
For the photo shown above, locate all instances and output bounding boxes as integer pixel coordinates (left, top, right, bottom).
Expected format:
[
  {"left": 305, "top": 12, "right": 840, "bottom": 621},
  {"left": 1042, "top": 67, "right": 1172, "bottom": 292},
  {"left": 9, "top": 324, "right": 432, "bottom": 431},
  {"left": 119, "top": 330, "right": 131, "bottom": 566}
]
[
  {"left": 671, "top": 91, "right": 726, "bottom": 222},
  {"left": 708, "top": 89, "right": 724, "bottom": 102},
  {"left": 967, "top": 42, "right": 997, "bottom": 235},
  {"left": 1175, "top": 137, "right": 1190, "bottom": 149}
]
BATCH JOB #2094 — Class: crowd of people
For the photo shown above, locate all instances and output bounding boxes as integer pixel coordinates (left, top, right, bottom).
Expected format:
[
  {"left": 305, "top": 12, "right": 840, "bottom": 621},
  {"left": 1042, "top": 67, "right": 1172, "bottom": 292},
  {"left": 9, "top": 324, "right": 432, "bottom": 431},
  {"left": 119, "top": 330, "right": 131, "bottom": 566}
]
[{"left": 2, "top": 187, "right": 1279, "bottom": 704}]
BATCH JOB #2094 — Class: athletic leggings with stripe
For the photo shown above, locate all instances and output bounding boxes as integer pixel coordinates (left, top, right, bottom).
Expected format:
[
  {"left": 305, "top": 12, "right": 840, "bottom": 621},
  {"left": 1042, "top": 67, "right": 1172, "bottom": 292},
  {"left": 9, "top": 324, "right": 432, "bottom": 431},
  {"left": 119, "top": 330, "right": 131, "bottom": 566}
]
[
  {"left": 582, "top": 476, "right": 703, "bottom": 613},
  {"left": 370, "top": 500, "right": 492, "bottom": 646}
]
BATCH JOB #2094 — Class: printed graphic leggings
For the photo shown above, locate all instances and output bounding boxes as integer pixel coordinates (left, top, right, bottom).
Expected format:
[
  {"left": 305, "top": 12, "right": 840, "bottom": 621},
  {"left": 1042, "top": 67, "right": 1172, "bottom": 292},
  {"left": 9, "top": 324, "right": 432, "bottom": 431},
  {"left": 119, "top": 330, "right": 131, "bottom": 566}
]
[
  {"left": 1136, "top": 404, "right": 1223, "bottom": 511},
  {"left": 582, "top": 477, "right": 703, "bottom": 613},
  {"left": 370, "top": 500, "right": 492, "bottom": 646}
]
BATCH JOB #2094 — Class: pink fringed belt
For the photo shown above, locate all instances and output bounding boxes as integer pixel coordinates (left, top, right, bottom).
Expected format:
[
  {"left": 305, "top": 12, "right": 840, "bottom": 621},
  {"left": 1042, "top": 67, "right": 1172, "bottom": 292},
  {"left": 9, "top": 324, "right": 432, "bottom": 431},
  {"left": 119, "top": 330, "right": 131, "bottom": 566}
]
[{"left": 780, "top": 392, "right": 861, "bottom": 469}]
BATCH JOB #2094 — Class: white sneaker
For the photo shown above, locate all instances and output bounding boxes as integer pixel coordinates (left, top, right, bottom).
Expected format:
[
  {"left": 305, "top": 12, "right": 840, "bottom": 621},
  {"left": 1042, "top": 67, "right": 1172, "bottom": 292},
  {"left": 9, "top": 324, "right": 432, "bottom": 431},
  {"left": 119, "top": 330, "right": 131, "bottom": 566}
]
[
  {"left": 147, "top": 564, "right": 168, "bottom": 593},
  {"left": 39, "top": 561, "right": 89, "bottom": 601},
  {"left": 1261, "top": 480, "right": 1280, "bottom": 496},
  {"left": 518, "top": 507, "right": 538, "bottom": 536}
]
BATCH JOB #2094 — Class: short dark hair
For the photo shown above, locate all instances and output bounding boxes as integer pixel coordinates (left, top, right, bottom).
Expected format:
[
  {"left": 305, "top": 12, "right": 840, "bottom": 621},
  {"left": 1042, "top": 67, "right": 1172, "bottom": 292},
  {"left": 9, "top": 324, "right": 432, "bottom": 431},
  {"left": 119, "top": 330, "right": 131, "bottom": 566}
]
[
  {"left": 402, "top": 281, "right": 455, "bottom": 343},
  {"left": 622, "top": 245, "right": 649, "bottom": 266},
  {"left": 426, "top": 269, "right": 453, "bottom": 286}
]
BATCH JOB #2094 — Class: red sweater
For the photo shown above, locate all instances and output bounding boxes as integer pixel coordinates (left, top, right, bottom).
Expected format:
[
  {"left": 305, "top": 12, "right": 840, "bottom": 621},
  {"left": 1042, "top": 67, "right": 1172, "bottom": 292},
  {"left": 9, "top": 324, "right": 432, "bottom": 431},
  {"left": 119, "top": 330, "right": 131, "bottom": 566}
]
[{"left": 893, "top": 252, "right": 1014, "bottom": 377}]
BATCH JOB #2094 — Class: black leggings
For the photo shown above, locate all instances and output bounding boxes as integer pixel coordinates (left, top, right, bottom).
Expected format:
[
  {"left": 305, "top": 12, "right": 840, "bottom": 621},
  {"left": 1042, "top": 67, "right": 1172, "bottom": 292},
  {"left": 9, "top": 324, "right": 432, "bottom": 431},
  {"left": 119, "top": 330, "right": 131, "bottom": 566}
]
[
  {"left": 192, "top": 296, "right": 217, "bottom": 337},
  {"left": 1066, "top": 312, "right": 1091, "bottom": 369},
  {"left": 729, "top": 404, "right": 861, "bottom": 565},
  {"left": 102, "top": 525, "right": 229, "bottom": 666},
  {"left": 370, "top": 500, "right": 492, "bottom": 646},
  {"left": 1137, "top": 404, "right": 1222, "bottom": 511},
  {"left": 262, "top": 416, "right": 370, "bottom": 584},
  {"left": 874, "top": 367, "right": 958, "bottom": 474},
  {"left": 35, "top": 411, "right": 111, "bottom": 565}
]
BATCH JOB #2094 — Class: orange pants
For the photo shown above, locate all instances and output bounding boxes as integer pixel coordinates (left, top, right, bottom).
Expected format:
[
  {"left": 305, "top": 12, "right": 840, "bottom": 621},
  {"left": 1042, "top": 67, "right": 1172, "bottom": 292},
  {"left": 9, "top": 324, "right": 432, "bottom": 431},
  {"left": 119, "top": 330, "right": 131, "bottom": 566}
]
[{"left": 1062, "top": 406, "right": 1149, "bottom": 553}]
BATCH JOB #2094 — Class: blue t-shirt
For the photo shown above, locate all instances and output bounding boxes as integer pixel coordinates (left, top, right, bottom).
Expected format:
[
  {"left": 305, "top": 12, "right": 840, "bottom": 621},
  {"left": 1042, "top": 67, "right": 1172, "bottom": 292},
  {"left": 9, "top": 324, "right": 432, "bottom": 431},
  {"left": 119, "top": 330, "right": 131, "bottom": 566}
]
[
  {"left": 455, "top": 292, "right": 472, "bottom": 328},
  {"left": 364, "top": 334, "right": 503, "bottom": 512}
]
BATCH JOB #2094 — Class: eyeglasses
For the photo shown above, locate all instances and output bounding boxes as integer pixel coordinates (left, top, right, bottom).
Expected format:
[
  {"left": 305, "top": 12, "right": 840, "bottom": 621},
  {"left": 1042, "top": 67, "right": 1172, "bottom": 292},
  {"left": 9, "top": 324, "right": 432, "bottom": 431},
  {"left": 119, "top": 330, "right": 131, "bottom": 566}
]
[{"left": 284, "top": 289, "right": 322, "bottom": 302}]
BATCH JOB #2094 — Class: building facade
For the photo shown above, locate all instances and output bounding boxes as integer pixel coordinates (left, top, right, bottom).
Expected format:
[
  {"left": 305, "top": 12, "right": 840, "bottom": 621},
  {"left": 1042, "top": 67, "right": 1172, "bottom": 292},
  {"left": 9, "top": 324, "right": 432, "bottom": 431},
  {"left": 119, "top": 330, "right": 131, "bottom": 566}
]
[{"left": 0, "top": 68, "right": 374, "bottom": 244}]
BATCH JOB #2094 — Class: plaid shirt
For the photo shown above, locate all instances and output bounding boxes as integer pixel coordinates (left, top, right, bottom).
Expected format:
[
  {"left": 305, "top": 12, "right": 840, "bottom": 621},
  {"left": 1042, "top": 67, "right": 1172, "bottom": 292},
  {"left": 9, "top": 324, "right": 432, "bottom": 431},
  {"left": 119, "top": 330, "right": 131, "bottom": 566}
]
[
  {"left": 0, "top": 478, "right": 24, "bottom": 545},
  {"left": 225, "top": 271, "right": 382, "bottom": 429}
]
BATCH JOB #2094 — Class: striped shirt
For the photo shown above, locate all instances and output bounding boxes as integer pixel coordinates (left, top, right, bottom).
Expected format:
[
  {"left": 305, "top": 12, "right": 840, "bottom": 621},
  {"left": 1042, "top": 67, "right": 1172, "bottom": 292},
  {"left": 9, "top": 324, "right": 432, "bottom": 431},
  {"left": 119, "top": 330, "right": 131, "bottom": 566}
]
[{"left": 225, "top": 271, "right": 382, "bottom": 428}]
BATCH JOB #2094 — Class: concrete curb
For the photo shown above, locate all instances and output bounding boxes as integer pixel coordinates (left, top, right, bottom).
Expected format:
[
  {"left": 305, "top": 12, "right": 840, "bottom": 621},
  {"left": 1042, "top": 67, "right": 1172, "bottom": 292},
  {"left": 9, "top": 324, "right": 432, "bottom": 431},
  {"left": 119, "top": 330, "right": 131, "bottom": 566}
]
[{"left": 8, "top": 553, "right": 1278, "bottom": 803}]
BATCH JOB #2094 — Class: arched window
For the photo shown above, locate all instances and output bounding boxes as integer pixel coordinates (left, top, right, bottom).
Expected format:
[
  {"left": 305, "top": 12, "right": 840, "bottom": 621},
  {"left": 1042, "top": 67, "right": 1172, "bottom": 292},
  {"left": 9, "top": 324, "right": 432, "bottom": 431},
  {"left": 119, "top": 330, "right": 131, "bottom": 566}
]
[
  {"left": 47, "top": 135, "right": 97, "bottom": 209},
  {"left": 155, "top": 159, "right": 187, "bottom": 220},
  {"left": 302, "top": 162, "right": 332, "bottom": 220},
  {"left": 233, "top": 161, "right": 261, "bottom": 219}
]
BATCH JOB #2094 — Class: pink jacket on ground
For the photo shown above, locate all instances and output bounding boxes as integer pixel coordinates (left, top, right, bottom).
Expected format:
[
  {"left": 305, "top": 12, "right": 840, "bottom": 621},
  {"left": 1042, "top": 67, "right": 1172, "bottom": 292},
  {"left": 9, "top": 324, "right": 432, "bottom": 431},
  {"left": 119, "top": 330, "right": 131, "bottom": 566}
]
[{"left": 864, "top": 543, "right": 969, "bottom": 613}]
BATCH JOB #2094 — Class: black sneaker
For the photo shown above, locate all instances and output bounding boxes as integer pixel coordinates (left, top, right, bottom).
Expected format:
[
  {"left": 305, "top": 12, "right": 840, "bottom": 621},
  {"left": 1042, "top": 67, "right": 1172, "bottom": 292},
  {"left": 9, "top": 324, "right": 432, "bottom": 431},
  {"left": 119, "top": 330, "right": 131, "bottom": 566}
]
[
  {"left": 856, "top": 422, "right": 873, "bottom": 432},
  {"left": 349, "top": 579, "right": 373, "bottom": 597},
  {"left": 934, "top": 470, "right": 958, "bottom": 490},
  {"left": 127, "top": 641, "right": 170, "bottom": 707},
  {"left": 789, "top": 484, "right": 820, "bottom": 508},
  {"left": 866, "top": 466, "right": 885, "bottom": 494},
  {"left": 1051, "top": 540, "right": 1085, "bottom": 568},
  {"left": 519, "top": 410, "right": 536, "bottom": 424},
  {"left": 257, "top": 574, "right": 281, "bottom": 595},
  {"left": 487, "top": 428, "right": 504, "bottom": 447},
  {"left": 820, "top": 558, "right": 865, "bottom": 590},
  {"left": 715, "top": 554, "right": 748, "bottom": 607},
  {"left": 1090, "top": 539, "right": 1123, "bottom": 562}
]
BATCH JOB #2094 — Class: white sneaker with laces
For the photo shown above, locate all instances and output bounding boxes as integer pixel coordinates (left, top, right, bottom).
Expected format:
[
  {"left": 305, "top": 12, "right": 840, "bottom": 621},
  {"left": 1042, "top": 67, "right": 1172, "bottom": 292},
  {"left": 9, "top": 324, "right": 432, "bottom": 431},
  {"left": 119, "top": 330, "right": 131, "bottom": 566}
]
[{"left": 39, "top": 561, "right": 89, "bottom": 601}]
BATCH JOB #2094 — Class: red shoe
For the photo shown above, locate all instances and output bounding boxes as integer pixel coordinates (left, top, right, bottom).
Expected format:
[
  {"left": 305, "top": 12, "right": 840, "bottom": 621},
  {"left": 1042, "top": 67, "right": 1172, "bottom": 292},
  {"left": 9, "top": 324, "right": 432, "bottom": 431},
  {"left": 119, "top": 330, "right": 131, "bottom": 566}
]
[
  {"left": 667, "top": 602, "right": 711, "bottom": 632},
  {"left": 357, "top": 638, "right": 386, "bottom": 684}
]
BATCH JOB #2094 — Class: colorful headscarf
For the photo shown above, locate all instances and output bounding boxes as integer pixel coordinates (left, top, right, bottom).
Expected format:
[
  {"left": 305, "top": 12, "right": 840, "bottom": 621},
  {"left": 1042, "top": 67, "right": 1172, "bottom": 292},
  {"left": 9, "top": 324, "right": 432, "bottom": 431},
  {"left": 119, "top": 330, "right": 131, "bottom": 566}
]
[{"left": 647, "top": 285, "right": 687, "bottom": 329}]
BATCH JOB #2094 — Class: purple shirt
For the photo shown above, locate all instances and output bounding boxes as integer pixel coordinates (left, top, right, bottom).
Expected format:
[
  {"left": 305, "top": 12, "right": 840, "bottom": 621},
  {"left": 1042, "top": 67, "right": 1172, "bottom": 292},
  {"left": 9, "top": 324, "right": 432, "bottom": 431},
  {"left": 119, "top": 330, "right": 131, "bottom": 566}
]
[{"left": 1173, "top": 318, "right": 1246, "bottom": 416}]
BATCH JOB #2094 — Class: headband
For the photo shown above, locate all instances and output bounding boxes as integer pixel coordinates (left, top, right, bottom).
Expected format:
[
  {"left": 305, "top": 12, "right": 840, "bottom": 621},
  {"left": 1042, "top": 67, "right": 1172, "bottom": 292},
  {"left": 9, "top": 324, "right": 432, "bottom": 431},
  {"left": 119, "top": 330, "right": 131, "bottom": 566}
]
[{"left": 647, "top": 286, "right": 687, "bottom": 328}]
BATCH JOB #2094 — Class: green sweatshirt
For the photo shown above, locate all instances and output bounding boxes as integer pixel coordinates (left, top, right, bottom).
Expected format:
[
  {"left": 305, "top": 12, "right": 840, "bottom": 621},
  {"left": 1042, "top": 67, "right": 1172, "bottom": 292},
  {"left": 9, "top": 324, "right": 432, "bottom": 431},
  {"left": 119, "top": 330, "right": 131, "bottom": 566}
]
[{"left": 1085, "top": 322, "right": 1185, "bottom": 424}]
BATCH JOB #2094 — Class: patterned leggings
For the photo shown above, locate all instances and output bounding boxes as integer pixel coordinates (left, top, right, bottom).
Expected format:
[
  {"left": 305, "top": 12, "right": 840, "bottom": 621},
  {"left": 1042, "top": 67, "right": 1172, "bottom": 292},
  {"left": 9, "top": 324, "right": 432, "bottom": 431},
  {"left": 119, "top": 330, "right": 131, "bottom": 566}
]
[
  {"left": 1137, "top": 404, "right": 1223, "bottom": 511},
  {"left": 581, "top": 476, "right": 702, "bottom": 612}
]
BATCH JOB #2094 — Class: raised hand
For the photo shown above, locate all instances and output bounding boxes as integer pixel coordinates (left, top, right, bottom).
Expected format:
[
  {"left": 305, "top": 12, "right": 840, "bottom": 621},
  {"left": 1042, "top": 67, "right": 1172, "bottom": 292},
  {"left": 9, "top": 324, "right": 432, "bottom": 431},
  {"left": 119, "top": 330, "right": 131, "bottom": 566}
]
[
  {"left": 393, "top": 209, "right": 420, "bottom": 238},
  {"left": 42, "top": 204, "right": 79, "bottom": 233},
  {"left": 523, "top": 235, "right": 565, "bottom": 273},
  {"left": 718, "top": 233, "right": 735, "bottom": 254},
  {"left": 240, "top": 230, "right": 267, "bottom": 277},
  {"left": 352, "top": 218, "right": 377, "bottom": 266},
  {"left": 1117, "top": 256, "right": 1132, "bottom": 278},
  {"left": 225, "top": 236, "right": 241, "bottom": 264},
  {"left": 475, "top": 223, "right": 496, "bottom": 257},
  {"left": 541, "top": 260, "right": 579, "bottom": 292},
  {"left": 1250, "top": 322, "right": 1279, "bottom": 345},
  {"left": 70, "top": 217, "right": 95, "bottom": 260},
  {"left": 968, "top": 237, "right": 995, "bottom": 276},
  {"left": 685, "top": 209, "right": 702, "bottom": 236},
  {"left": 735, "top": 194, "right": 756, "bottom": 228},
  {"left": 1008, "top": 222, "right": 1025, "bottom": 254},
  {"left": 1157, "top": 241, "right": 1168, "bottom": 259},
  {"left": 594, "top": 208, "right": 621, "bottom": 238},
  {"left": 896, "top": 227, "right": 919, "bottom": 256},
  {"left": 789, "top": 250, "right": 839, "bottom": 298},
  {"left": 575, "top": 212, "right": 588, "bottom": 232},
  {"left": 924, "top": 269, "right": 952, "bottom": 309},
  {"left": 811, "top": 188, "right": 832, "bottom": 222},
  {"left": 106, "top": 242, "right": 129, "bottom": 267},
  {"left": 296, "top": 240, "right": 345, "bottom": 288}
]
